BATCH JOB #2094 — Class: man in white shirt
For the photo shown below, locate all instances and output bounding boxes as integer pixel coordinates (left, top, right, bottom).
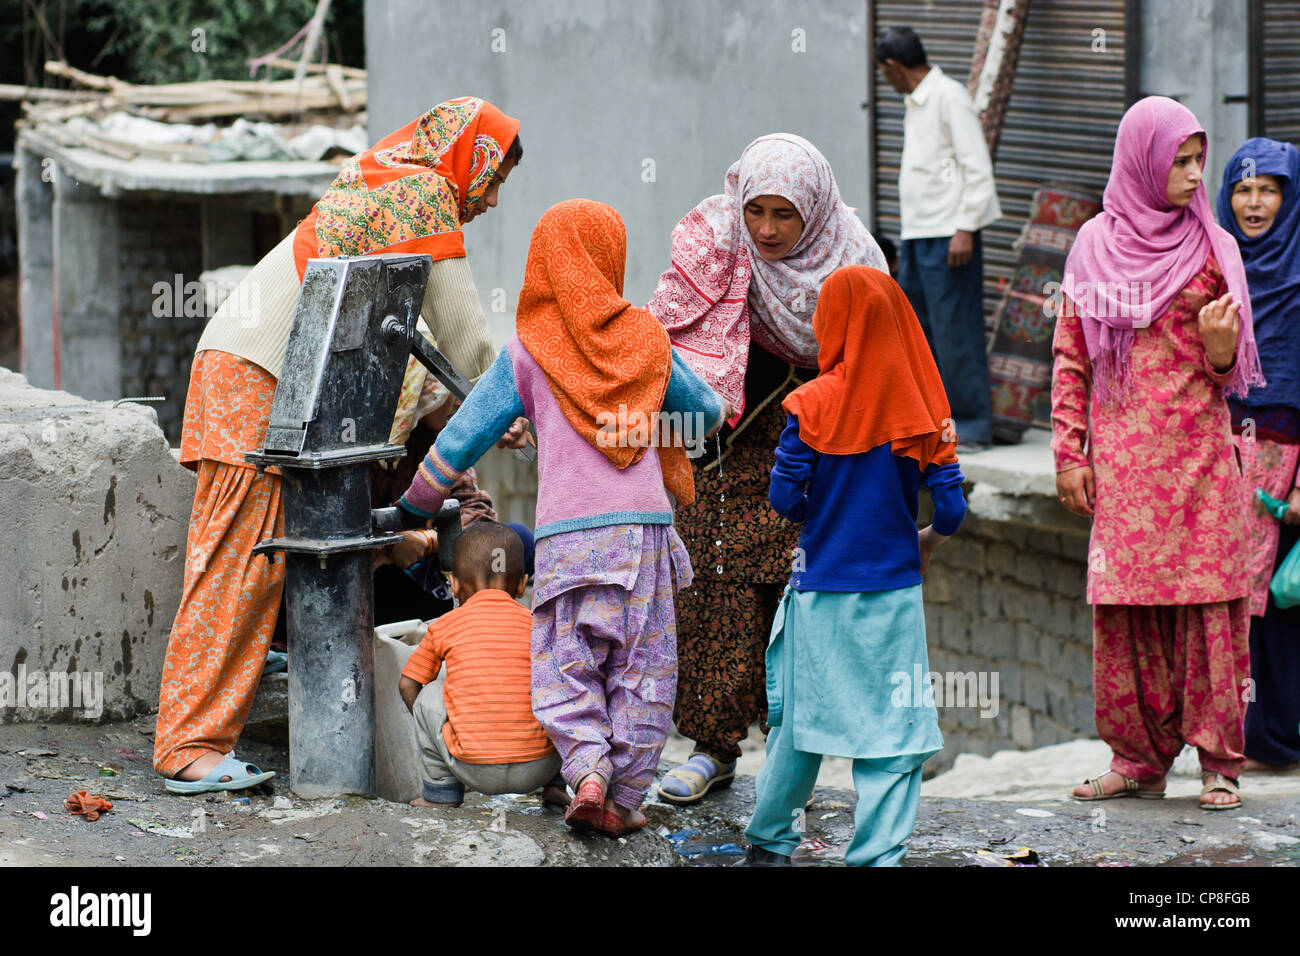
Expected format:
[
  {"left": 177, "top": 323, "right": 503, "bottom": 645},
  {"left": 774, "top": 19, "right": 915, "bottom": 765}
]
[{"left": 877, "top": 26, "right": 1001, "bottom": 448}]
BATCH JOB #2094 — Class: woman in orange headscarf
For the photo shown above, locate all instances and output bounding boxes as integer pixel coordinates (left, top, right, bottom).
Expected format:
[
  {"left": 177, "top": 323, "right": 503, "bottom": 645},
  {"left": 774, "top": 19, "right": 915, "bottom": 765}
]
[
  {"left": 743, "top": 265, "right": 967, "bottom": 867},
  {"left": 155, "top": 97, "right": 525, "bottom": 793},
  {"left": 401, "top": 200, "right": 727, "bottom": 835}
]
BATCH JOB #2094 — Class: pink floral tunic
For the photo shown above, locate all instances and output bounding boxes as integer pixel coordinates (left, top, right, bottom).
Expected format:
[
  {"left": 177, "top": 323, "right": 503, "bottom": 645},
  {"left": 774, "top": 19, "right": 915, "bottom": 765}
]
[
  {"left": 1232, "top": 436, "right": 1300, "bottom": 615},
  {"left": 1051, "top": 254, "right": 1251, "bottom": 605}
]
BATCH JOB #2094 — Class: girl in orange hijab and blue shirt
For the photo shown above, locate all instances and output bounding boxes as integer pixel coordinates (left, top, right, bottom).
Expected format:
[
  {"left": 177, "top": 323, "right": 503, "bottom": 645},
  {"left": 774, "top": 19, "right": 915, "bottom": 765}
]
[{"left": 744, "top": 265, "right": 967, "bottom": 866}]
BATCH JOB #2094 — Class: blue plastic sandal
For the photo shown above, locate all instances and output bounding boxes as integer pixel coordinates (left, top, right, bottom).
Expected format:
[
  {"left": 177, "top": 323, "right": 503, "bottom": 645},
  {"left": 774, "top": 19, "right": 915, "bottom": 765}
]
[
  {"left": 165, "top": 752, "right": 276, "bottom": 795},
  {"left": 657, "top": 753, "right": 736, "bottom": 805},
  {"left": 263, "top": 650, "right": 288, "bottom": 675}
]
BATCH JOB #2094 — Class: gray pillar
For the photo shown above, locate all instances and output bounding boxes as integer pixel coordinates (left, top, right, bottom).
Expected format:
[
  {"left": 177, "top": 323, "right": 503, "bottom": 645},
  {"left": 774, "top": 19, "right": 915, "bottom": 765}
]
[
  {"left": 53, "top": 172, "right": 122, "bottom": 400},
  {"left": 16, "top": 146, "right": 56, "bottom": 387},
  {"left": 1141, "top": 0, "right": 1249, "bottom": 200}
]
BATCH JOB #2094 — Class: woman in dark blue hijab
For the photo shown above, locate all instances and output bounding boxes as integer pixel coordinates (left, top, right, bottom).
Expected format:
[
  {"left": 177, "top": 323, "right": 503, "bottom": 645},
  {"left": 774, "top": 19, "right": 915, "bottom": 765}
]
[{"left": 1218, "top": 137, "right": 1300, "bottom": 772}]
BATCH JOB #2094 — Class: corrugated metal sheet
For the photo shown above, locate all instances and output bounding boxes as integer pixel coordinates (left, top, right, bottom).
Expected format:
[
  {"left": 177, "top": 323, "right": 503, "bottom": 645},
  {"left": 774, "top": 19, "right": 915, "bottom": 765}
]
[
  {"left": 870, "top": 0, "right": 1128, "bottom": 319},
  {"left": 1262, "top": 0, "right": 1300, "bottom": 145}
]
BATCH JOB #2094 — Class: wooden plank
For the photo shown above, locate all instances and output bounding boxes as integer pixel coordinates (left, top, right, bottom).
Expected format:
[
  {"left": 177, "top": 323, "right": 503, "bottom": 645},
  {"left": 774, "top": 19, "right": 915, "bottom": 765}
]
[
  {"left": 255, "top": 56, "right": 365, "bottom": 78},
  {"left": 0, "top": 84, "right": 101, "bottom": 102},
  {"left": 324, "top": 64, "right": 352, "bottom": 110},
  {"left": 43, "top": 60, "right": 129, "bottom": 92},
  {"left": 157, "top": 87, "right": 367, "bottom": 121}
]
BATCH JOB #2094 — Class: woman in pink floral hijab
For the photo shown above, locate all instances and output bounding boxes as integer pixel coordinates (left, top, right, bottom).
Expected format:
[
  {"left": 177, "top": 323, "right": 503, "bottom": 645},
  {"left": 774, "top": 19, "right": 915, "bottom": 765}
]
[{"left": 648, "top": 134, "right": 888, "bottom": 805}]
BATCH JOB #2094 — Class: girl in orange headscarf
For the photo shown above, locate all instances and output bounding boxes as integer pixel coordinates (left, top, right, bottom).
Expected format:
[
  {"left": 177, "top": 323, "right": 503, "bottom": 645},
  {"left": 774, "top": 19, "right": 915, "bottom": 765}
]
[
  {"left": 743, "top": 265, "right": 968, "bottom": 867},
  {"left": 401, "top": 200, "right": 727, "bottom": 836}
]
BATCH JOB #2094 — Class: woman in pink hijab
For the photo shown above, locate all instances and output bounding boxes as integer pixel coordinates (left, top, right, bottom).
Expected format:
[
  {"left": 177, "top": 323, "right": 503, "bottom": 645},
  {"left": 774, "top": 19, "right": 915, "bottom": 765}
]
[
  {"left": 647, "top": 134, "right": 889, "bottom": 804},
  {"left": 1051, "top": 96, "right": 1264, "bottom": 811}
]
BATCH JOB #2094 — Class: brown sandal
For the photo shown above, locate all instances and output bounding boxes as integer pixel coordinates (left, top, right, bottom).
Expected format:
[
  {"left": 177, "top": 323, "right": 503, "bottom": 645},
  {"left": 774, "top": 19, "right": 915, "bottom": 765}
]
[
  {"left": 1199, "top": 773, "right": 1241, "bottom": 811},
  {"left": 1073, "top": 771, "right": 1165, "bottom": 801}
]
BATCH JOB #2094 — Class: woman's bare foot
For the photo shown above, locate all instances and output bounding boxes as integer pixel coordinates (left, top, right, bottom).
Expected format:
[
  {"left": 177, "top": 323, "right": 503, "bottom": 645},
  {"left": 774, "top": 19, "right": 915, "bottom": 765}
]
[
  {"left": 1199, "top": 772, "right": 1241, "bottom": 809},
  {"left": 1070, "top": 770, "right": 1165, "bottom": 799},
  {"left": 1242, "top": 757, "right": 1300, "bottom": 774},
  {"left": 174, "top": 751, "right": 229, "bottom": 782},
  {"left": 410, "top": 796, "right": 462, "bottom": 808}
]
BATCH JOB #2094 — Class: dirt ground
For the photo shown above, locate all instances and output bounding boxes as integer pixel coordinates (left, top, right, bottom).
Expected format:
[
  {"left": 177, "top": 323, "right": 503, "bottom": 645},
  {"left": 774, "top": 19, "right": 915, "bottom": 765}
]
[{"left": 2, "top": 719, "right": 1297, "bottom": 867}]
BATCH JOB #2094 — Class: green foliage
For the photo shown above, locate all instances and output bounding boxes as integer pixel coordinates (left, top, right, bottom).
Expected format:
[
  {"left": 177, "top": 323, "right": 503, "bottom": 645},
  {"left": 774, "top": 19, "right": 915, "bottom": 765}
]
[{"left": 73, "top": 0, "right": 365, "bottom": 85}]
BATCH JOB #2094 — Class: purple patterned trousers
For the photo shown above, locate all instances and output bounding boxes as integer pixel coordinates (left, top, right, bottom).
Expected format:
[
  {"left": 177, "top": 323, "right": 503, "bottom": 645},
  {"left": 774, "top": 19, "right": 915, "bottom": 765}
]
[{"left": 531, "top": 525, "right": 689, "bottom": 810}]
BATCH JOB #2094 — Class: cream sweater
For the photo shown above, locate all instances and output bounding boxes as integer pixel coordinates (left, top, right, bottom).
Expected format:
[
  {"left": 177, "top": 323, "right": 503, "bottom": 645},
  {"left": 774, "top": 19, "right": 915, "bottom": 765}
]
[{"left": 194, "top": 231, "right": 498, "bottom": 381}]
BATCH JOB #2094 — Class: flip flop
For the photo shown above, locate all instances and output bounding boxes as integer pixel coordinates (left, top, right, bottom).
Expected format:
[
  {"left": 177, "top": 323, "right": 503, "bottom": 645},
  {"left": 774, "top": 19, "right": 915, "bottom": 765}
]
[
  {"left": 263, "top": 650, "right": 287, "bottom": 675},
  {"left": 656, "top": 753, "right": 736, "bottom": 805},
  {"left": 165, "top": 752, "right": 275, "bottom": 795}
]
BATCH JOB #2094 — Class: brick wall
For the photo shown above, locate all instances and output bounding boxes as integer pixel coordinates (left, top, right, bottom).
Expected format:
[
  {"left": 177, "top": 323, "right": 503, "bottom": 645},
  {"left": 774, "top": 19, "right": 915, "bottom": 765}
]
[{"left": 117, "top": 198, "right": 205, "bottom": 443}]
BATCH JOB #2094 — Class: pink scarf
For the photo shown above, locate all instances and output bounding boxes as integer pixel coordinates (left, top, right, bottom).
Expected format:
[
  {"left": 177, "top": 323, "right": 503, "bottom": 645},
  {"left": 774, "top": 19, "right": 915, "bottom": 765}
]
[
  {"left": 1061, "top": 96, "right": 1264, "bottom": 405},
  {"left": 647, "top": 134, "right": 886, "bottom": 415}
]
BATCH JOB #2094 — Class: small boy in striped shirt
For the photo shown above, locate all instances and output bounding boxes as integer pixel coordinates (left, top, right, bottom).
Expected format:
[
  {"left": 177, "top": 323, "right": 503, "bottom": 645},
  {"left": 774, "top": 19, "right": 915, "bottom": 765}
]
[{"left": 399, "top": 522, "right": 565, "bottom": 808}]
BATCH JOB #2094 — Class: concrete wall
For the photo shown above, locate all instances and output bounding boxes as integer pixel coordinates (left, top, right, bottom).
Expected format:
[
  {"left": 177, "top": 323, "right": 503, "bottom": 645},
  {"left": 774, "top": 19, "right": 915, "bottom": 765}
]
[
  {"left": 1141, "top": 0, "right": 1250, "bottom": 201},
  {"left": 365, "top": 0, "right": 871, "bottom": 345},
  {"left": 365, "top": 0, "right": 871, "bottom": 529},
  {"left": 53, "top": 172, "right": 123, "bottom": 402},
  {"left": 0, "top": 369, "right": 196, "bottom": 723}
]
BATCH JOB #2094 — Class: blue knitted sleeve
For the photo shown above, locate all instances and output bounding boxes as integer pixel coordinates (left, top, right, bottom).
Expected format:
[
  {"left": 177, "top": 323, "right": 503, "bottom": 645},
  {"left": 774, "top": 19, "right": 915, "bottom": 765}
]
[
  {"left": 923, "top": 461, "right": 968, "bottom": 536},
  {"left": 769, "top": 413, "right": 817, "bottom": 523}
]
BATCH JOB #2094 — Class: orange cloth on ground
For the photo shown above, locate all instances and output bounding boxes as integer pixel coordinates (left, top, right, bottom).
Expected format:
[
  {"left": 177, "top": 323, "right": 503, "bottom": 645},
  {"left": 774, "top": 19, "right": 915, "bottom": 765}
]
[
  {"left": 293, "top": 96, "right": 520, "bottom": 279},
  {"left": 783, "top": 265, "right": 958, "bottom": 470},
  {"left": 154, "top": 350, "right": 285, "bottom": 777},
  {"left": 514, "top": 198, "right": 694, "bottom": 504},
  {"left": 401, "top": 589, "right": 554, "bottom": 765},
  {"left": 64, "top": 790, "right": 113, "bottom": 821}
]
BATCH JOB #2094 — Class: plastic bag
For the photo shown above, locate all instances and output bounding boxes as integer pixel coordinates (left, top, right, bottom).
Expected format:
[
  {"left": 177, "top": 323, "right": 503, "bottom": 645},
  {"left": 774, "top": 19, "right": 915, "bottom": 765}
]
[
  {"left": 1256, "top": 488, "right": 1291, "bottom": 521},
  {"left": 1270, "top": 537, "right": 1300, "bottom": 610}
]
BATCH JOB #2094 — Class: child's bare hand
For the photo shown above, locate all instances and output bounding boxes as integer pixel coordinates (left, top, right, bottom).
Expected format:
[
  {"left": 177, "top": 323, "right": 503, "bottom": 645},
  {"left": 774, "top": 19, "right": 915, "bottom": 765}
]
[
  {"left": 706, "top": 404, "right": 732, "bottom": 438},
  {"left": 1056, "top": 465, "right": 1095, "bottom": 517},
  {"left": 497, "top": 417, "right": 534, "bottom": 450},
  {"left": 1197, "top": 293, "right": 1241, "bottom": 371},
  {"left": 1286, "top": 488, "right": 1300, "bottom": 526},
  {"left": 389, "top": 530, "right": 434, "bottom": 568},
  {"left": 918, "top": 525, "right": 947, "bottom": 575}
]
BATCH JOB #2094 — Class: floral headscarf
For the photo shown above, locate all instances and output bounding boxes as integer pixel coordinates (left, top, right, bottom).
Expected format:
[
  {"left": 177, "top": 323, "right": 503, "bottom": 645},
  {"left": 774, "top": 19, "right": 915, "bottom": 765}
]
[
  {"left": 648, "top": 134, "right": 886, "bottom": 414},
  {"left": 293, "top": 96, "right": 520, "bottom": 277}
]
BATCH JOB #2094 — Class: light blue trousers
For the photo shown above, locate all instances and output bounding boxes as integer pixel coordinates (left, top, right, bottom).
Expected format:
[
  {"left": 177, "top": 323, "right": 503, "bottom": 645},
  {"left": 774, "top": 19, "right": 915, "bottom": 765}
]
[{"left": 744, "top": 719, "right": 923, "bottom": 867}]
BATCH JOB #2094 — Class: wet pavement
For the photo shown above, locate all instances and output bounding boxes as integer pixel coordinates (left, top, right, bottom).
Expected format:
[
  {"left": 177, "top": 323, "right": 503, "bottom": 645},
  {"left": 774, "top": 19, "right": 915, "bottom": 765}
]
[{"left": 2, "top": 718, "right": 1297, "bottom": 867}]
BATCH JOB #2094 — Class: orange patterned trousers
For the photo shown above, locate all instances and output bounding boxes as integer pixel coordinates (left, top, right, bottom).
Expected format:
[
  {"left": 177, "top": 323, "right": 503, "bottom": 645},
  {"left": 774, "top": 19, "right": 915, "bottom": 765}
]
[{"left": 153, "top": 461, "right": 284, "bottom": 776}]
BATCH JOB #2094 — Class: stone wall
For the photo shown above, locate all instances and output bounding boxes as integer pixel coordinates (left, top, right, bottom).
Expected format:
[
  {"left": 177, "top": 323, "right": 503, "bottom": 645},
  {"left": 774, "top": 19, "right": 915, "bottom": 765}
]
[
  {"left": 0, "top": 369, "right": 196, "bottom": 724},
  {"left": 920, "top": 500, "right": 1095, "bottom": 773}
]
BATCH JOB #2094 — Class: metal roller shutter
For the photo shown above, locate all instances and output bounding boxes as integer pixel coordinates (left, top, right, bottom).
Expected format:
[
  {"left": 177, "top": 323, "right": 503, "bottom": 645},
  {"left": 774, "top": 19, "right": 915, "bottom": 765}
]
[
  {"left": 869, "top": 0, "right": 1131, "bottom": 321},
  {"left": 1261, "top": 0, "right": 1300, "bottom": 146}
]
